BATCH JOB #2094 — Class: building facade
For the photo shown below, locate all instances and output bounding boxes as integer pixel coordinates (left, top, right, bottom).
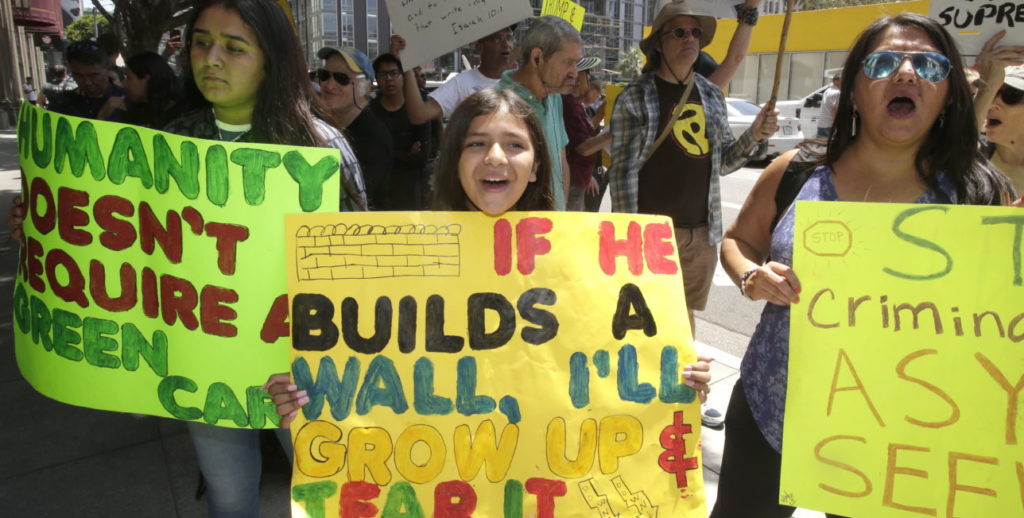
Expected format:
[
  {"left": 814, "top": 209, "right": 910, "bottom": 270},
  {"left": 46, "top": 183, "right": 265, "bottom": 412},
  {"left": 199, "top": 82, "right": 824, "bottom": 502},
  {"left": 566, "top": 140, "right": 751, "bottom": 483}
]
[{"left": 290, "top": 0, "right": 649, "bottom": 79}]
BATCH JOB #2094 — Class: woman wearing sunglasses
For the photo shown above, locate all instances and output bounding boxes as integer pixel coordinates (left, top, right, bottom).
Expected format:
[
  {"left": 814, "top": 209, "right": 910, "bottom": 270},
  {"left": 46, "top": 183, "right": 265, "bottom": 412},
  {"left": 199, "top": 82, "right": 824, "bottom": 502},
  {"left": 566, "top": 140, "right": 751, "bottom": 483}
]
[
  {"left": 970, "top": 32, "right": 1024, "bottom": 195},
  {"left": 314, "top": 47, "right": 395, "bottom": 209},
  {"left": 711, "top": 13, "right": 1015, "bottom": 518},
  {"left": 980, "top": 65, "right": 1024, "bottom": 194}
]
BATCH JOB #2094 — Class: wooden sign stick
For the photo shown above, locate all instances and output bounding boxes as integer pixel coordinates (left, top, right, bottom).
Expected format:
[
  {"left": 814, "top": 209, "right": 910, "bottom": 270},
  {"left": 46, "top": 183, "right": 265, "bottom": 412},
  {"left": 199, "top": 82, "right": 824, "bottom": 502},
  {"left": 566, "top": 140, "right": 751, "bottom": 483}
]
[{"left": 768, "top": 0, "right": 797, "bottom": 109}]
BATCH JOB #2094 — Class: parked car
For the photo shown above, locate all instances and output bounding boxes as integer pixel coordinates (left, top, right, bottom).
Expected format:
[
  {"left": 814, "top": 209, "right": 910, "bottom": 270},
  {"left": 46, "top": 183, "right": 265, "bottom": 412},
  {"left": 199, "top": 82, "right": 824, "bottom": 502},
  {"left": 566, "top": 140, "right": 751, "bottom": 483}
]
[
  {"left": 726, "top": 97, "right": 803, "bottom": 159},
  {"left": 773, "top": 84, "right": 829, "bottom": 138}
]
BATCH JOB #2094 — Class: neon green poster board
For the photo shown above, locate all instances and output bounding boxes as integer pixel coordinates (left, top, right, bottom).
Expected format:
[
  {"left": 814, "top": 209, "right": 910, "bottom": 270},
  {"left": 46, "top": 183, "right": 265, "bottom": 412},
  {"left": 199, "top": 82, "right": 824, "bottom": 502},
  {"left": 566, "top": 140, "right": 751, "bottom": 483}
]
[
  {"left": 781, "top": 201, "right": 1024, "bottom": 517},
  {"left": 13, "top": 102, "right": 341, "bottom": 429},
  {"left": 541, "top": 0, "right": 586, "bottom": 31},
  {"left": 284, "top": 211, "right": 706, "bottom": 517}
]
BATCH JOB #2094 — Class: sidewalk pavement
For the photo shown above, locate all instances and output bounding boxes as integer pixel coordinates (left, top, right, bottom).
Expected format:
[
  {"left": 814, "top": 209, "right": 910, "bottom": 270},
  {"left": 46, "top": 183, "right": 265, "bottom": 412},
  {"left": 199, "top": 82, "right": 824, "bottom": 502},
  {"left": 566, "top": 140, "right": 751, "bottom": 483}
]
[{"left": 0, "top": 127, "right": 821, "bottom": 517}]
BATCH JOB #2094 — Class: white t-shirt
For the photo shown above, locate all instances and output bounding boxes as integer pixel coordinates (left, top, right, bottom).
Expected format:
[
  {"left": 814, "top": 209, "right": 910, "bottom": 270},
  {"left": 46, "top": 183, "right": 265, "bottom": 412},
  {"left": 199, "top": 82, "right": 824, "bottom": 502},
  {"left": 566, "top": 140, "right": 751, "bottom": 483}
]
[
  {"left": 817, "top": 85, "right": 840, "bottom": 129},
  {"left": 428, "top": 68, "right": 499, "bottom": 118},
  {"left": 23, "top": 82, "right": 36, "bottom": 102}
]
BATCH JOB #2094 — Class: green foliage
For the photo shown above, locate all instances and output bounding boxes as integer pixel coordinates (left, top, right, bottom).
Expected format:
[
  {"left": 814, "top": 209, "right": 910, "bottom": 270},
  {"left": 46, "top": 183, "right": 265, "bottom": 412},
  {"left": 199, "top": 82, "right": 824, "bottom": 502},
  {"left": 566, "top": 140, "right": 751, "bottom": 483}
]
[
  {"left": 616, "top": 47, "right": 645, "bottom": 79},
  {"left": 65, "top": 14, "right": 110, "bottom": 43}
]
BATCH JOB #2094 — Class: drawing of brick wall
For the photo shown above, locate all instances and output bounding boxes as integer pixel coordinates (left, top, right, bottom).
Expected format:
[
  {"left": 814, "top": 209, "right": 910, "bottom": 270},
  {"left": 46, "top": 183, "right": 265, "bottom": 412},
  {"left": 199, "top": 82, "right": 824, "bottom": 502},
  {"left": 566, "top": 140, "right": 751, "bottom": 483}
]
[{"left": 295, "top": 223, "right": 462, "bottom": 280}]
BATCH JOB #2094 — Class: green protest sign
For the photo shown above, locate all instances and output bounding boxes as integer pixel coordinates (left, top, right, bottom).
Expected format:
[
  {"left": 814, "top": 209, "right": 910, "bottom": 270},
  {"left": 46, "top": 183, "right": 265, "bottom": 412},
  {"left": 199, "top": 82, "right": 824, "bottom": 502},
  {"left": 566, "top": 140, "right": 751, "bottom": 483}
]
[{"left": 12, "top": 102, "right": 341, "bottom": 428}]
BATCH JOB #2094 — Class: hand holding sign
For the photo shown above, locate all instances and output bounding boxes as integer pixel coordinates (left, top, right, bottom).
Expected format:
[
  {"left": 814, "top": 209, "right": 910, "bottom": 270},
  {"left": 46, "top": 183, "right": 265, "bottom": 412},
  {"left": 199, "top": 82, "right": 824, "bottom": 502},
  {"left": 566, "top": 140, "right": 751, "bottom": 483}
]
[{"left": 930, "top": 0, "right": 1024, "bottom": 56}]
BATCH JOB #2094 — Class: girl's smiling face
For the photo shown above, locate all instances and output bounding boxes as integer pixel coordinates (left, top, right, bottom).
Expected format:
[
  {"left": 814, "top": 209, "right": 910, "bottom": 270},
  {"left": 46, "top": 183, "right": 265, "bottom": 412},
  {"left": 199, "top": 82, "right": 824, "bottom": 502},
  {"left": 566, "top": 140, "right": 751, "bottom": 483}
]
[
  {"left": 190, "top": 5, "right": 265, "bottom": 118},
  {"left": 458, "top": 110, "right": 538, "bottom": 216}
]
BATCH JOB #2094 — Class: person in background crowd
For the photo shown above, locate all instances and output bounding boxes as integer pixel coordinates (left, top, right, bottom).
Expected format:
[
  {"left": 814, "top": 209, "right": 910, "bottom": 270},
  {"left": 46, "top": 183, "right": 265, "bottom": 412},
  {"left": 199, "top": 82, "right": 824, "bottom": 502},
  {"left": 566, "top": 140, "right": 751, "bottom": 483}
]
[
  {"left": 265, "top": 88, "right": 716, "bottom": 426},
  {"left": 608, "top": 0, "right": 778, "bottom": 429},
  {"left": 98, "top": 51, "right": 180, "bottom": 128},
  {"left": 316, "top": 46, "right": 394, "bottom": 209},
  {"left": 413, "top": 65, "right": 443, "bottom": 206},
  {"left": 160, "top": 28, "right": 185, "bottom": 74},
  {"left": 972, "top": 31, "right": 1024, "bottom": 193},
  {"left": 37, "top": 65, "right": 76, "bottom": 108},
  {"left": 714, "top": 13, "right": 1016, "bottom": 518},
  {"left": 582, "top": 78, "right": 609, "bottom": 212},
  {"left": 46, "top": 39, "right": 128, "bottom": 120},
  {"left": 371, "top": 53, "right": 431, "bottom": 209},
  {"left": 97, "top": 32, "right": 125, "bottom": 86},
  {"left": 981, "top": 65, "right": 1024, "bottom": 194},
  {"left": 563, "top": 57, "right": 611, "bottom": 211},
  {"left": 817, "top": 72, "right": 841, "bottom": 137},
  {"left": 22, "top": 77, "right": 36, "bottom": 105},
  {"left": 494, "top": 15, "right": 583, "bottom": 211},
  {"left": 390, "top": 25, "right": 518, "bottom": 125}
]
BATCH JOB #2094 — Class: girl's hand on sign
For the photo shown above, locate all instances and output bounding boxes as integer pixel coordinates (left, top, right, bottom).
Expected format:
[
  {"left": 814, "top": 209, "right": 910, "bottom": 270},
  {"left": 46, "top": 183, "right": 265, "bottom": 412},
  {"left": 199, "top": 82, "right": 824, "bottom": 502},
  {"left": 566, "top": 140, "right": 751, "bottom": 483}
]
[
  {"left": 1013, "top": 195, "right": 1023, "bottom": 208},
  {"left": 743, "top": 261, "right": 801, "bottom": 306},
  {"left": 683, "top": 355, "right": 714, "bottom": 403},
  {"left": 263, "top": 372, "right": 308, "bottom": 429},
  {"left": 6, "top": 194, "right": 24, "bottom": 244}
]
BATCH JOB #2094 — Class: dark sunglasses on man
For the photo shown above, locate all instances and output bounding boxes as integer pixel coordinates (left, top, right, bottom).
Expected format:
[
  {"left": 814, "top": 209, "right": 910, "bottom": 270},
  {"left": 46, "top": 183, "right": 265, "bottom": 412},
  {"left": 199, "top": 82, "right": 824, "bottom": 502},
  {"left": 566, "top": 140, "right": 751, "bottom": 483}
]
[
  {"left": 316, "top": 68, "right": 359, "bottom": 85},
  {"left": 662, "top": 27, "right": 703, "bottom": 40}
]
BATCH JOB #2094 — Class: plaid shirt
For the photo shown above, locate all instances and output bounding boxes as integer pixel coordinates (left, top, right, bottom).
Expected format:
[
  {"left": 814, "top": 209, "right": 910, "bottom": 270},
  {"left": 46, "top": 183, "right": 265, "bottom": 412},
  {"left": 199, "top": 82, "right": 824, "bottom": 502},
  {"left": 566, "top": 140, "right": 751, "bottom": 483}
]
[
  {"left": 608, "top": 72, "right": 763, "bottom": 243},
  {"left": 164, "top": 109, "right": 367, "bottom": 211}
]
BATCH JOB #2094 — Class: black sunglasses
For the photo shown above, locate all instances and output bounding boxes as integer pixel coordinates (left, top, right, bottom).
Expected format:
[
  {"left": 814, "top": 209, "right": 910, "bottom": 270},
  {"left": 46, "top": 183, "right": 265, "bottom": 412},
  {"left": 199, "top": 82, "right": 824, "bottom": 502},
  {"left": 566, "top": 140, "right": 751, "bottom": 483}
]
[
  {"left": 663, "top": 27, "right": 703, "bottom": 40},
  {"left": 998, "top": 84, "right": 1023, "bottom": 106},
  {"left": 316, "top": 69, "right": 354, "bottom": 85}
]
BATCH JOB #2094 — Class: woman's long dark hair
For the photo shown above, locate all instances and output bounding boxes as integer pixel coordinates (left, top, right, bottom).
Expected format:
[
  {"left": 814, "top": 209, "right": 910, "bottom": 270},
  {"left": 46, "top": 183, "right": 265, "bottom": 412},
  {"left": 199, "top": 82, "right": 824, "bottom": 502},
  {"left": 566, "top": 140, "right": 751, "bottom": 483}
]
[
  {"left": 433, "top": 89, "right": 554, "bottom": 212},
  {"left": 124, "top": 51, "right": 179, "bottom": 129},
  {"left": 827, "top": 13, "right": 1012, "bottom": 205},
  {"left": 181, "top": 0, "right": 329, "bottom": 147}
]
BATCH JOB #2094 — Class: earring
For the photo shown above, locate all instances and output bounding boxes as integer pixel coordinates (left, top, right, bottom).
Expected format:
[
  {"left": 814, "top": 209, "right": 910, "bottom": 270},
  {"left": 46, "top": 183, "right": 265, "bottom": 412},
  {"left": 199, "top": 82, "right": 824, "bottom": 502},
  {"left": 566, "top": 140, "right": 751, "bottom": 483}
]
[
  {"left": 851, "top": 110, "right": 857, "bottom": 137},
  {"left": 939, "top": 111, "right": 945, "bottom": 128}
]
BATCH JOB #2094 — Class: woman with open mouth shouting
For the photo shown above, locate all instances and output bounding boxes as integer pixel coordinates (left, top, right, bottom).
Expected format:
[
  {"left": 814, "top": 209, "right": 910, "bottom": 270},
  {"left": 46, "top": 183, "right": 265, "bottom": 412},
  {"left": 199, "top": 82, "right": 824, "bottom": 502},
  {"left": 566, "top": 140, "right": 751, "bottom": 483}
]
[{"left": 713, "top": 13, "right": 1015, "bottom": 518}]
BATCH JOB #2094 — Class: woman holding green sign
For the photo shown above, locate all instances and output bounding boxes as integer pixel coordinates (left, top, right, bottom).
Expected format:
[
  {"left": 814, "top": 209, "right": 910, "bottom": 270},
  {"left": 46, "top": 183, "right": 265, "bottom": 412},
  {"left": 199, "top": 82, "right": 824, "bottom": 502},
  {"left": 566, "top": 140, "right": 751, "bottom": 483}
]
[
  {"left": 162, "top": 1, "right": 366, "bottom": 516},
  {"left": 713, "top": 13, "right": 1016, "bottom": 518}
]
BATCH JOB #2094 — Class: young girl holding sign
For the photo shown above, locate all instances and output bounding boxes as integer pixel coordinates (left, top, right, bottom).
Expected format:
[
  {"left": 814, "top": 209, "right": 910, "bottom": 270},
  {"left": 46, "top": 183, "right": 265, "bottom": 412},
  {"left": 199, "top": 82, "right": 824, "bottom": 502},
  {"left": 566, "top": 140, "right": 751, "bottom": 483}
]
[{"left": 266, "top": 88, "right": 714, "bottom": 424}]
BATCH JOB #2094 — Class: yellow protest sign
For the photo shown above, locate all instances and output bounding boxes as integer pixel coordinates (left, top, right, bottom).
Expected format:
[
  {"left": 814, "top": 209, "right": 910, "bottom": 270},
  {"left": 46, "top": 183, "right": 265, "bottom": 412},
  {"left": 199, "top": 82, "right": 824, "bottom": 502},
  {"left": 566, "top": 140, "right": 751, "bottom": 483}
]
[
  {"left": 285, "top": 211, "right": 705, "bottom": 517},
  {"left": 601, "top": 82, "right": 625, "bottom": 169},
  {"left": 13, "top": 102, "right": 341, "bottom": 428},
  {"left": 541, "top": 0, "right": 585, "bottom": 31},
  {"left": 781, "top": 201, "right": 1024, "bottom": 517}
]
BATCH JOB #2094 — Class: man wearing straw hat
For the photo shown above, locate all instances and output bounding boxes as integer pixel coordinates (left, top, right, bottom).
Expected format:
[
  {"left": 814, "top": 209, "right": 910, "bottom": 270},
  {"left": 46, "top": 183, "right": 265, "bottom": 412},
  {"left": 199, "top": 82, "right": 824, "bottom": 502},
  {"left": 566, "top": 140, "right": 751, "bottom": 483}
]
[{"left": 608, "top": 0, "right": 778, "bottom": 425}]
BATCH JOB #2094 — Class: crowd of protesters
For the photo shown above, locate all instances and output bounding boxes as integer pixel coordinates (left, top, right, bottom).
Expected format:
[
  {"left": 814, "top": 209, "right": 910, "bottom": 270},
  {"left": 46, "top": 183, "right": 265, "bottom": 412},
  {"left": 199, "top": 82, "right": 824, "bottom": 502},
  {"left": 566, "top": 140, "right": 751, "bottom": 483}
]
[{"left": 10, "top": 0, "right": 1024, "bottom": 516}]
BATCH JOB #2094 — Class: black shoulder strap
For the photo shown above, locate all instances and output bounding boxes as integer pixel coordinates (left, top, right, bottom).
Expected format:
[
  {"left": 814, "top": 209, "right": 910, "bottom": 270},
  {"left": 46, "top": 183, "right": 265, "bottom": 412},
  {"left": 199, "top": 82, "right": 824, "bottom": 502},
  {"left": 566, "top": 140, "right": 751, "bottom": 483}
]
[{"left": 770, "top": 152, "right": 818, "bottom": 233}]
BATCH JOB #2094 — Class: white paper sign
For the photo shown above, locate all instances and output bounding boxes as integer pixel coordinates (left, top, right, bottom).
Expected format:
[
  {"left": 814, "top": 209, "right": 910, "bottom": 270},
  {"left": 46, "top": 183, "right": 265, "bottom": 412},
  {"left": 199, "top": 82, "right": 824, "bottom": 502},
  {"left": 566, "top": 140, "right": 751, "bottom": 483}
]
[
  {"left": 929, "top": 0, "right": 1024, "bottom": 56},
  {"left": 684, "top": 0, "right": 736, "bottom": 18},
  {"left": 386, "top": 0, "right": 533, "bottom": 69}
]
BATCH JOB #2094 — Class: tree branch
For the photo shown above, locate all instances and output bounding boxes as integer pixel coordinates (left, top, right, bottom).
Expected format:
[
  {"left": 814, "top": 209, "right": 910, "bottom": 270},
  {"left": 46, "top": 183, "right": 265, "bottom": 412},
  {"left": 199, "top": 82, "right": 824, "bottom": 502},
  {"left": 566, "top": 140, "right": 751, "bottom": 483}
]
[{"left": 89, "top": 0, "right": 114, "bottom": 24}]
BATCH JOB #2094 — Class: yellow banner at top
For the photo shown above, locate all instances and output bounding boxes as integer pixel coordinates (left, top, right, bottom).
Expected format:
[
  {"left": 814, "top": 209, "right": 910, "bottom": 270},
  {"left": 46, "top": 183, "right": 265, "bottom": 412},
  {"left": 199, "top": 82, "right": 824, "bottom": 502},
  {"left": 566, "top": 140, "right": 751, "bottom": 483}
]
[
  {"left": 13, "top": 102, "right": 341, "bottom": 428},
  {"left": 285, "top": 211, "right": 704, "bottom": 517},
  {"left": 782, "top": 201, "right": 1024, "bottom": 517},
  {"left": 541, "top": 0, "right": 585, "bottom": 31}
]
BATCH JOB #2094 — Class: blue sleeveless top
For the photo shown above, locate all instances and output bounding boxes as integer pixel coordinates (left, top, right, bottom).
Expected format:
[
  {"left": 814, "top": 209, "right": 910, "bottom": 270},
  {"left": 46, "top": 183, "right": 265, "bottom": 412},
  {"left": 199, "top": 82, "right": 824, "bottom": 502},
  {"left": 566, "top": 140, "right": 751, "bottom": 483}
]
[{"left": 739, "top": 165, "right": 957, "bottom": 451}]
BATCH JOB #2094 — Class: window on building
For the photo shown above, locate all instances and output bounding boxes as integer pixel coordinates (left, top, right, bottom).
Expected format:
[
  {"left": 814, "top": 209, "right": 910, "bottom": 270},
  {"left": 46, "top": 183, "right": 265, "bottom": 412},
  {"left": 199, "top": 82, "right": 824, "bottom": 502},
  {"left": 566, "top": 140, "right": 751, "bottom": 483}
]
[
  {"left": 757, "top": 53, "right": 791, "bottom": 104},
  {"left": 323, "top": 12, "right": 338, "bottom": 38},
  {"left": 790, "top": 52, "right": 825, "bottom": 99}
]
